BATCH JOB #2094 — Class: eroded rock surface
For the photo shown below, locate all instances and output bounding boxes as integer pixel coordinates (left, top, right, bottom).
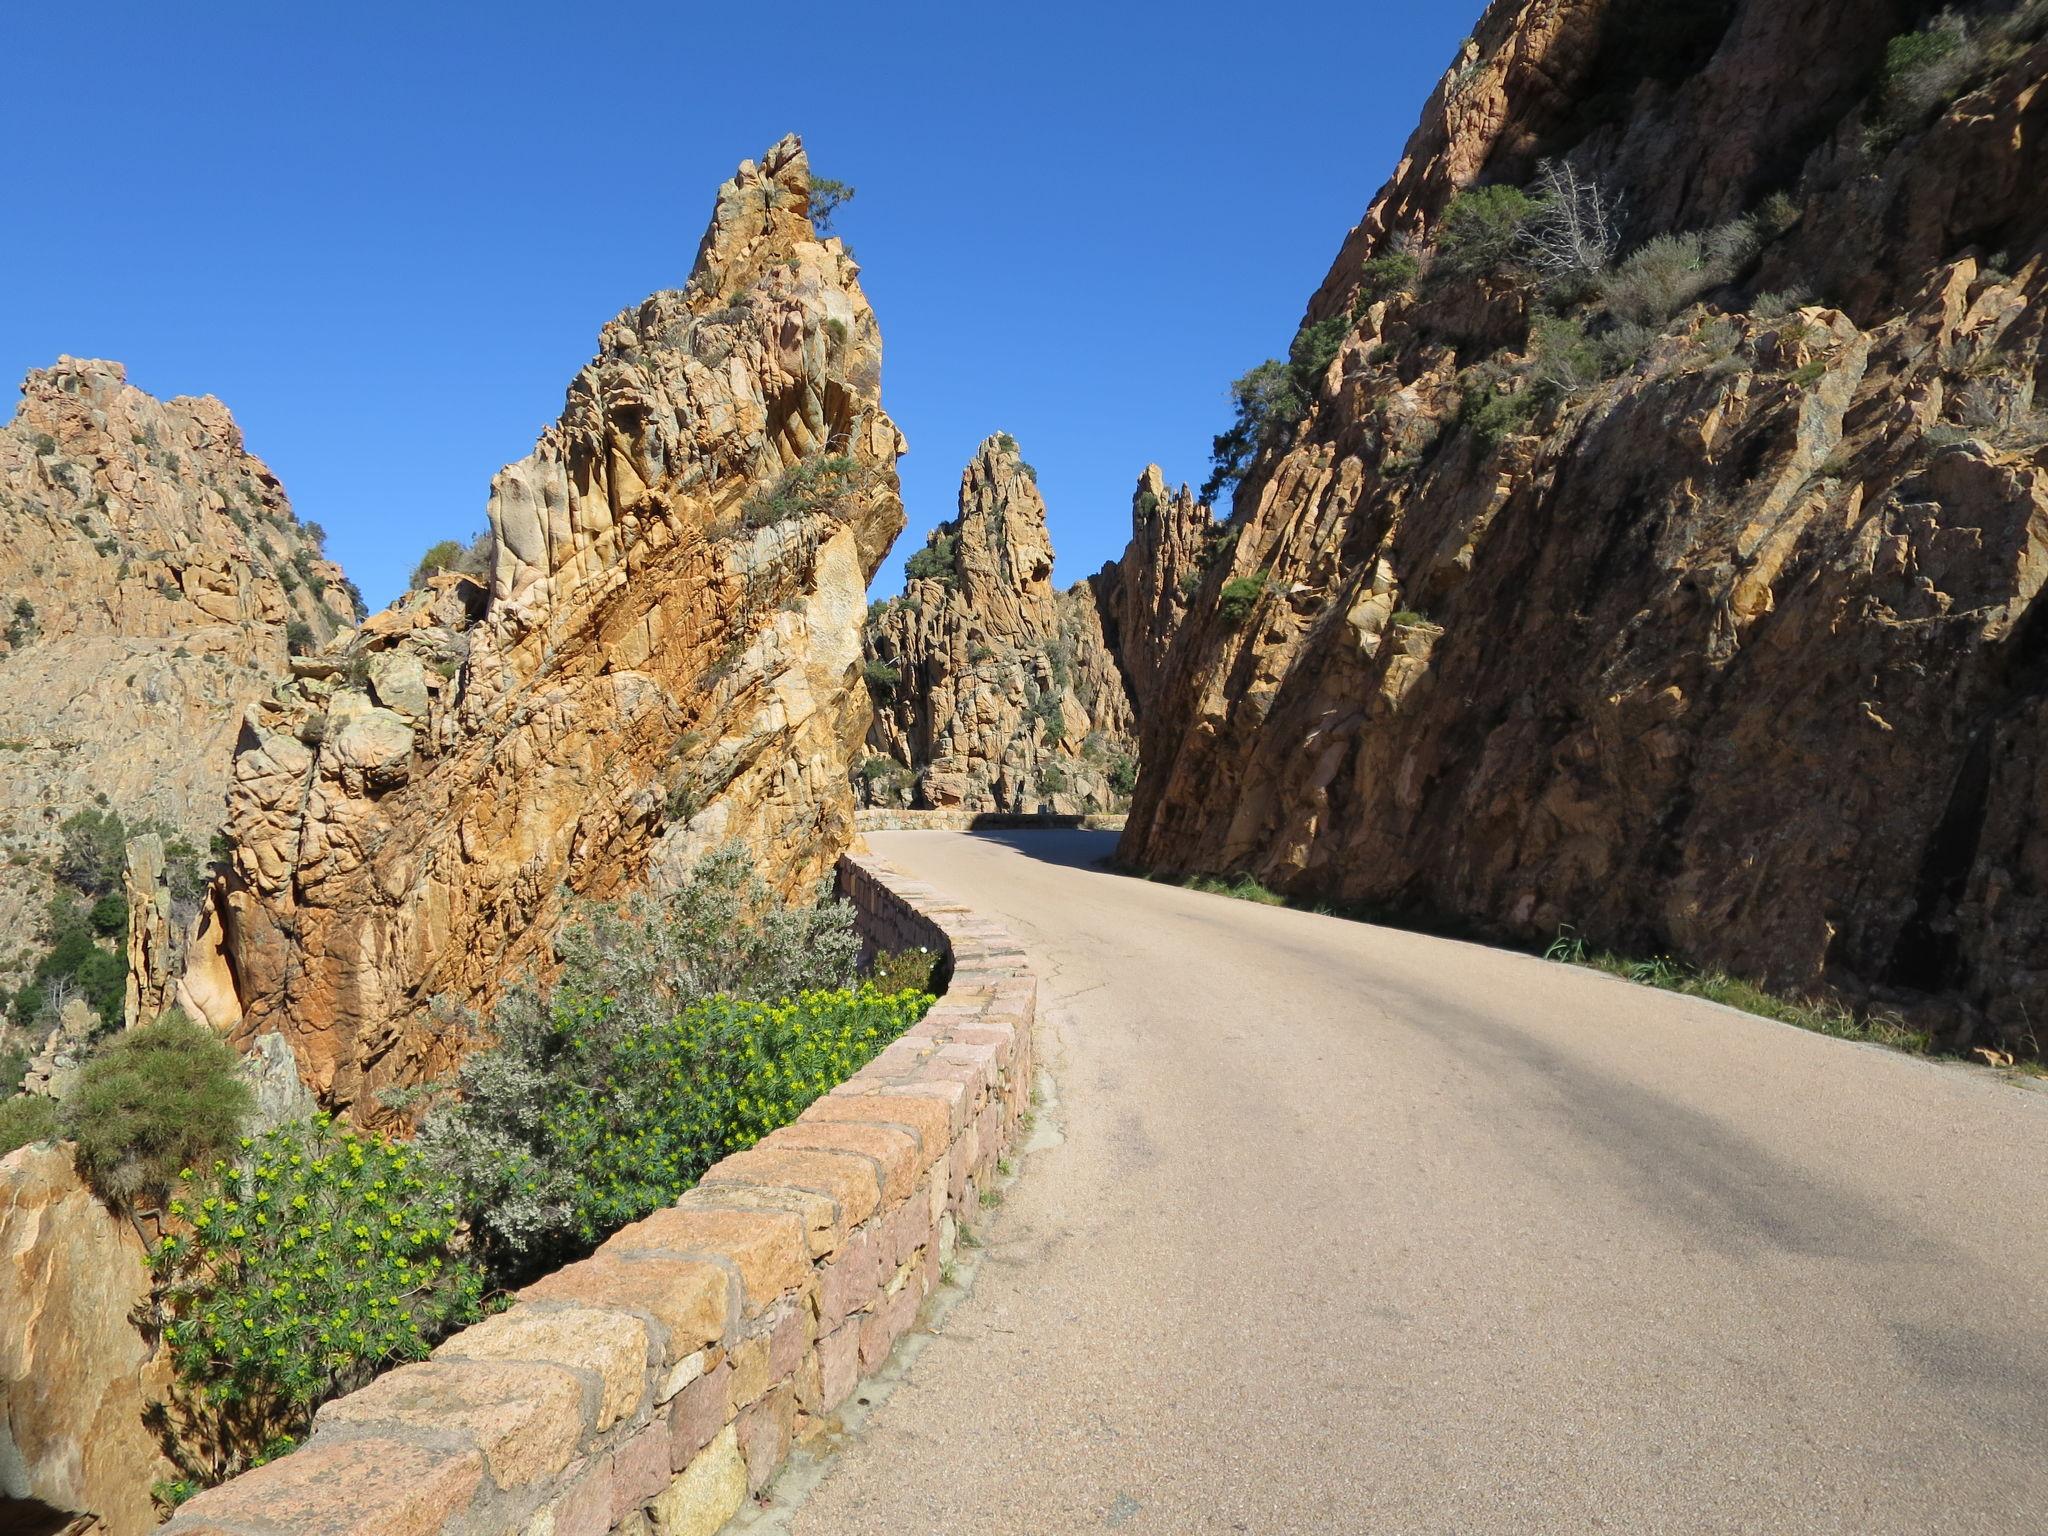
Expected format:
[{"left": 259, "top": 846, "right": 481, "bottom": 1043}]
[
  {"left": 1123, "top": 0, "right": 2048, "bottom": 1050},
  {"left": 211, "top": 136, "right": 906, "bottom": 1115},
  {"left": 0, "top": 1142, "right": 173, "bottom": 1536},
  {"left": 860, "top": 436, "right": 1144, "bottom": 812},
  {"left": 0, "top": 361, "right": 349, "bottom": 1059}
]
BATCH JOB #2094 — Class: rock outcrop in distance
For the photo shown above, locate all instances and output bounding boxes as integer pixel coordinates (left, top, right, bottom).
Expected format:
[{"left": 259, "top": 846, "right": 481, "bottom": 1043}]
[
  {"left": 0, "top": 361, "right": 351, "bottom": 1071},
  {"left": 1122, "top": 0, "right": 2048, "bottom": 1053},
  {"left": 201, "top": 135, "right": 907, "bottom": 1118},
  {"left": 860, "top": 438, "right": 1207, "bottom": 813}
]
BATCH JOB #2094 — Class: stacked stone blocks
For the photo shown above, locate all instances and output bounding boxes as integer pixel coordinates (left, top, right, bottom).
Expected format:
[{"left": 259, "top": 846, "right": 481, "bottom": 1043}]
[{"left": 161, "top": 852, "right": 1037, "bottom": 1536}]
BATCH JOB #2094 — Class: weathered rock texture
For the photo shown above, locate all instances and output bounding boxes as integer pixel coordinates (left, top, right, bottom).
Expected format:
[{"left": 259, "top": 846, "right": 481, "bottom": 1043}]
[
  {"left": 1091, "top": 465, "right": 1214, "bottom": 722},
  {"left": 860, "top": 437, "right": 1166, "bottom": 813},
  {"left": 208, "top": 137, "right": 906, "bottom": 1116},
  {"left": 1124, "top": 0, "right": 2048, "bottom": 1051},
  {"left": 161, "top": 854, "right": 1036, "bottom": 1536},
  {"left": 0, "top": 1142, "right": 174, "bottom": 1535},
  {"left": 0, "top": 360, "right": 349, "bottom": 1065}
]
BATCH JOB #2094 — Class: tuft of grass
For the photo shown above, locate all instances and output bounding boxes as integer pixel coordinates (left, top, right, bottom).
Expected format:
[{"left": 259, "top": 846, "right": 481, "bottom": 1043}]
[
  {"left": 1540, "top": 929, "right": 1933, "bottom": 1053},
  {"left": 1182, "top": 873, "right": 1289, "bottom": 906}
]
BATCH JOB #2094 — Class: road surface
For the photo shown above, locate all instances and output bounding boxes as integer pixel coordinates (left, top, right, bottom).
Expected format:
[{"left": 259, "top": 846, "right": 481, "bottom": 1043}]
[{"left": 779, "top": 830, "right": 2048, "bottom": 1535}]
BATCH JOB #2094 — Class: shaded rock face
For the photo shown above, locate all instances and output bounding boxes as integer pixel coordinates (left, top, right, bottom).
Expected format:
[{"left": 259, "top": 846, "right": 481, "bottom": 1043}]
[
  {"left": 1091, "top": 465, "right": 1213, "bottom": 722},
  {"left": 0, "top": 1143, "right": 174, "bottom": 1536},
  {"left": 211, "top": 136, "right": 906, "bottom": 1117},
  {"left": 861, "top": 436, "right": 1142, "bottom": 813},
  {"left": 0, "top": 361, "right": 349, "bottom": 1051},
  {"left": 1123, "top": 0, "right": 2048, "bottom": 1050}
]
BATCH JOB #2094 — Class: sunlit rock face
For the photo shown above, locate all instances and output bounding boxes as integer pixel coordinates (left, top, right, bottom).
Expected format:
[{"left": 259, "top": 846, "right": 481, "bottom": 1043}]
[
  {"left": 1123, "top": 0, "right": 2048, "bottom": 1052},
  {"left": 211, "top": 135, "right": 908, "bottom": 1118},
  {"left": 859, "top": 435, "right": 1151, "bottom": 814},
  {"left": 0, "top": 358, "right": 349, "bottom": 1038}
]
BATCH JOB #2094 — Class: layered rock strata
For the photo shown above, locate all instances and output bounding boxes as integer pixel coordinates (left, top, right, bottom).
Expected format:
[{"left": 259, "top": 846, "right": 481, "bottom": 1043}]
[
  {"left": 206, "top": 136, "right": 907, "bottom": 1115},
  {"left": 861, "top": 438, "right": 1179, "bottom": 813},
  {"left": 1123, "top": 0, "right": 2048, "bottom": 1050}
]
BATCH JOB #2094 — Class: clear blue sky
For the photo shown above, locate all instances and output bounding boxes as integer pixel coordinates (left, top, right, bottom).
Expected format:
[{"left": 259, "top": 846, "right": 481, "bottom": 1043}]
[{"left": 2, "top": 2, "right": 1481, "bottom": 610}]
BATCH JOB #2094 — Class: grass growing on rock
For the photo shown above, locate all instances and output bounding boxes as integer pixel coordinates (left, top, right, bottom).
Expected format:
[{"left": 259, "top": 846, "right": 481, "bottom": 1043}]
[{"left": 1541, "top": 930, "right": 1934, "bottom": 1053}]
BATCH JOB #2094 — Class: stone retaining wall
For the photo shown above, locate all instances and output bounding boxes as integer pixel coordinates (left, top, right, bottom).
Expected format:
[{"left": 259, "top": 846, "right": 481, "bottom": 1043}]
[
  {"left": 163, "top": 853, "right": 1037, "bottom": 1536},
  {"left": 855, "top": 809, "right": 1126, "bottom": 833}
]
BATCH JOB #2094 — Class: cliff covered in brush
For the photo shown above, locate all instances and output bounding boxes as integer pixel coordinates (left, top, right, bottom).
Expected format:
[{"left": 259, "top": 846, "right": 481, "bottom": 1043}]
[{"left": 1124, "top": 0, "right": 2048, "bottom": 1053}]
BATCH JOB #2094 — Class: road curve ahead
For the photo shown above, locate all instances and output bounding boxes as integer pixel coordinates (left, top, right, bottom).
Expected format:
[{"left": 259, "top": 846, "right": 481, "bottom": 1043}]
[{"left": 785, "top": 831, "right": 2048, "bottom": 1536}]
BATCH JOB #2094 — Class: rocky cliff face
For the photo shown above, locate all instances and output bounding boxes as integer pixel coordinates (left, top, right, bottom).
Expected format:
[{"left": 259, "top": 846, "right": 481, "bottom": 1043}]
[
  {"left": 0, "top": 360, "right": 350, "bottom": 1063},
  {"left": 1123, "top": 0, "right": 2048, "bottom": 1051},
  {"left": 1091, "top": 465, "right": 1213, "bottom": 722},
  {"left": 205, "top": 137, "right": 906, "bottom": 1116},
  {"left": 860, "top": 436, "right": 1141, "bottom": 812},
  {"left": 0, "top": 1142, "right": 174, "bottom": 1536}
]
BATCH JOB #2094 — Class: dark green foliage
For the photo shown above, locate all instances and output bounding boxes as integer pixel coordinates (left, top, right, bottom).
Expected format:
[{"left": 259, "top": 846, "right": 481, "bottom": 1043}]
[
  {"left": 284, "top": 620, "right": 314, "bottom": 655},
  {"left": 89, "top": 893, "right": 129, "bottom": 937},
  {"left": 868, "top": 947, "right": 941, "bottom": 995},
  {"left": 1108, "top": 755, "right": 1139, "bottom": 797},
  {"left": 0, "top": 1093, "right": 58, "bottom": 1154},
  {"left": 149, "top": 1115, "right": 483, "bottom": 1439},
  {"left": 1201, "top": 360, "right": 1304, "bottom": 505},
  {"left": 57, "top": 807, "right": 127, "bottom": 894},
  {"left": 480, "top": 986, "right": 929, "bottom": 1256},
  {"left": 862, "top": 658, "right": 902, "bottom": 698},
  {"left": 1460, "top": 378, "right": 1543, "bottom": 447},
  {"left": 857, "top": 755, "right": 898, "bottom": 783},
  {"left": 994, "top": 432, "right": 1019, "bottom": 455},
  {"left": 410, "top": 530, "right": 492, "bottom": 589},
  {"left": 741, "top": 454, "right": 862, "bottom": 529},
  {"left": 1357, "top": 249, "right": 1421, "bottom": 302},
  {"left": 1218, "top": 573, "right": 1269, "bottom": 629},
  {"left": 1434, "top": 185, "right": 1538, "bottom": 279},
  {"left": 422, "top": 844, "right": 865, "bottom": 1273},
  {"left": 904, "top": 532, "right": 958, "bottom": 585},
  {"left": 62, "top": 1015, "right": 252, "bottom": 1209},
  {"left": 1038, "top": 762, "right": 1069, "bottom": 795},
  {"left": 1135, "top": 489, "right": 1160, "bottom": 520},
  {"left": 809, "top": 177, "right": 855, "bottom": 233},
  {"left": 29, "top": 433, "right": 57, "bottom": 456}
]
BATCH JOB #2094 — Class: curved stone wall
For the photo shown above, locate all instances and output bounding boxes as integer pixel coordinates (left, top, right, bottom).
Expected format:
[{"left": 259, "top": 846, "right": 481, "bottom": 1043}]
[{"left": 160, "top": 852, "right": 1038, "bottom": 1536}]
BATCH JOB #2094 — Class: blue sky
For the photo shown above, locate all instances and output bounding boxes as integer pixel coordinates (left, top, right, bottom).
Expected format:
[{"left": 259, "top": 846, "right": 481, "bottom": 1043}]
[{"left": 2, "top": 2, "right": 1481, "bottom": 610}]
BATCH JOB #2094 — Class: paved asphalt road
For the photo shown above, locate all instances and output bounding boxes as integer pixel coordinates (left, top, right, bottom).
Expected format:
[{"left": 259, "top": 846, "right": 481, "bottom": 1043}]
[{"left": 779, "top": 830, "right": 2048, "bottom": 1536}]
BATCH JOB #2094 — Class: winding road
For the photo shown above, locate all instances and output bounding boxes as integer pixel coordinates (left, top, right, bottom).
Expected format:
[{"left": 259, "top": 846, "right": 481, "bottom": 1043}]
[{"left": 774, "top": 830, "right": 2048, "bottom": 1535}]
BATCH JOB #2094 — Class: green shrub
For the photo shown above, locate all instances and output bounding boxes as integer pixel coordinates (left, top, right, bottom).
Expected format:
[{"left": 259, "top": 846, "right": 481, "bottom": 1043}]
[
  {"left": 1434, "top": 184, "right": 1538, "bottom": 279},
  {"left": 862, "top": 657, "right": 902, "bottom": 697},
  {"left": 442, "top": 987, "right": 926, "bottom": 1268},
  {"left": 1600, "top": 219, "right": 1761, "bottom": 323},
  {"left": 63, "top": 1015, "right": 252, "bottom": 1208},
  {"left": 857, "top": 755, "right": 898, "bottom": 783},
  {"left": 868, "top": 947, "right": 941, "bottom": 995},
  {"left": 1201, "top": 360, "right": 1304, "bottom": 504},
  {"left": 1792, "top": 359, "right": 1828, "bottom": 388},
  {"left": 35, "top": 897, "right": 129, "bottom": 1027},
  {"left": 90, "top": 893, "right": 129, "bottom": 937},
  {"left": 57, "top": 807, "right": 128, "bottom": 895},
  {"left": 410, "top": 530, "right": 493, "bottom": 589},
  {"left": 1218, "top": 573, "right": 1269, "bottom": 629},
  {"left": 809, "top": 177, "right": 855, "bottom": 234},
  {"left": 149, "top": 1115, "right": 483, "bottom": 1441},
  {"left": 904, "top": 532, "right": 958, "bottom": 585},
  {"left": 0, "top": 1093, "right": 58, "bottom": 1155},
  {"left": 1461, "top": 377, "right": 1543, "bottom": 447},
  {"left": 1038, "top": 762, "right": 1070, "bottom": 795},
  {"left": 1357, "top": 248, "right": 1421, "bottom": 302},
  {"left": 423, "top": 844, "right": 863, "bottom": 1272},
  {"left": 742, "top": 454, "right": 862, "bottom": 529}
]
